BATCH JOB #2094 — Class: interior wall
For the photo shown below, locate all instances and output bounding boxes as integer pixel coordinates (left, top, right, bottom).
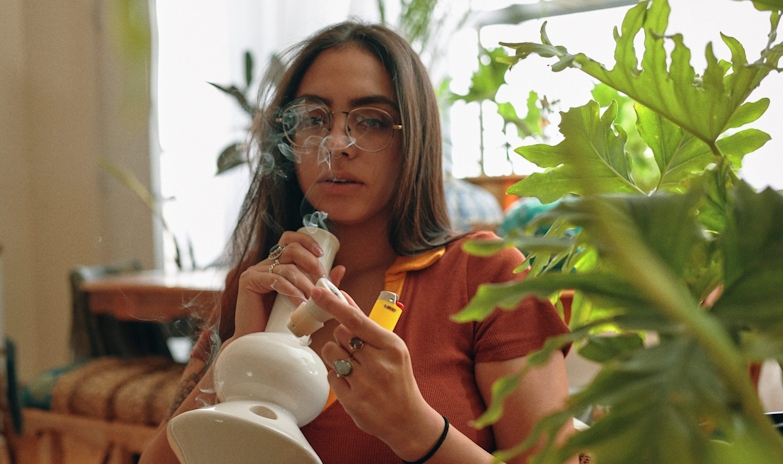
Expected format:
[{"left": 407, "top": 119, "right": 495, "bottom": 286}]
[{"left": 0, "top": 0, "right": 155, "bottom": 383}]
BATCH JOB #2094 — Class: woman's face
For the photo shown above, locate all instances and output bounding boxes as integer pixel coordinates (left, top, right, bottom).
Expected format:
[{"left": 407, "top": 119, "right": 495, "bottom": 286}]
[{"left": 292, "top": 44, "right": 403, "bottom": 228}]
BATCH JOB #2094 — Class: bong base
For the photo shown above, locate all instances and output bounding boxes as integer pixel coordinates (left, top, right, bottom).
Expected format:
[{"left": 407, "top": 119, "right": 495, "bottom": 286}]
[{"left": 167, "top": 400, "right": 322, "bottom": 464}]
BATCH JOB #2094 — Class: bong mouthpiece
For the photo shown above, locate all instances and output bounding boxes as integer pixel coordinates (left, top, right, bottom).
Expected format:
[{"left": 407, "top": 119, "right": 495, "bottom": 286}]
[{"left": 288, "top": 278, "right": 347, "bottom": 337}]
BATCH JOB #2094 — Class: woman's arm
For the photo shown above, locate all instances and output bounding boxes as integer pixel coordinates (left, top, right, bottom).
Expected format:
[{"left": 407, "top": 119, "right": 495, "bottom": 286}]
[
  {"left": 139, "top": 355, "right": 216, "bottom": 464},
  {"left": 475, "top": 352, "right": 579, "bottom": 464},
  {"left": 141, "top": 230, "right": 342, "bottom": 463}
]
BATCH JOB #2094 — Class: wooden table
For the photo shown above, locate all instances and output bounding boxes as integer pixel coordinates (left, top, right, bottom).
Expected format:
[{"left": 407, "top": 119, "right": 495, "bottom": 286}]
[{"left": 80, "top": 267, "right": 228, "bottom": 321}]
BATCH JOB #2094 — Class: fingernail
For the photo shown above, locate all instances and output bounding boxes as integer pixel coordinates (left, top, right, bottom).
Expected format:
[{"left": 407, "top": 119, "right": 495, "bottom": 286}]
[
  {"left": 311, "top": 287, "right": 323, "bottom": 298},
  {"left": 313, "top": 245, "right": 324, "bottom": 256}
]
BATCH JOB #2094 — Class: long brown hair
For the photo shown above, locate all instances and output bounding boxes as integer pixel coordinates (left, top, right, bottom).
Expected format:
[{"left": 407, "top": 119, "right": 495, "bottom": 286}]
[
  {"left": 216, "top": 22, "right": 452, "bottom": 341},
  {"left": 233, "top": 22, "right": 450, "bottom": 264}
]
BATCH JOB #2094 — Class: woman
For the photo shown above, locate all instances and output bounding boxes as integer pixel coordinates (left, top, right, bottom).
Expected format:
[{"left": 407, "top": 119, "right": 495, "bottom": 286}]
[{"left": 141, "top": 21, "right": 575, "bottom": 464}]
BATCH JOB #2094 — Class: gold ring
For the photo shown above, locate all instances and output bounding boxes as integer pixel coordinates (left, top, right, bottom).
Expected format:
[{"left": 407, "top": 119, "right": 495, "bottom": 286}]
[
  {"left": 268, "top": 244, "right": 285, "bottom": 260},
  {"left": 349, "top": 337, "right": 365, "bottom": 352},
  {"left": 269, "top": 259, "right": 280, "bottom": 273}
]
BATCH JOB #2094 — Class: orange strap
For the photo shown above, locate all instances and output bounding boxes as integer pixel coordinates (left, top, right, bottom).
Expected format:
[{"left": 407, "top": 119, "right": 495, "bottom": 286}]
[{"left": 321, "top": 246, "right": 445, "bottom": 412}]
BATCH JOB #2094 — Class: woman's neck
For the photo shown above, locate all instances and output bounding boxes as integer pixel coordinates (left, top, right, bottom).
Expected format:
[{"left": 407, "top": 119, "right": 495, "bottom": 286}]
[{"left": 329, "top": 220, "right": 397, "bottom": 275}]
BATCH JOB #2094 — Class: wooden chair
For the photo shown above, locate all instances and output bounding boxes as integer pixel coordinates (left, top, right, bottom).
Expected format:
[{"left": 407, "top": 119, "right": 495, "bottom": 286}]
[{"left": 13, "top": 262, "right": 194, "bottom": 464}]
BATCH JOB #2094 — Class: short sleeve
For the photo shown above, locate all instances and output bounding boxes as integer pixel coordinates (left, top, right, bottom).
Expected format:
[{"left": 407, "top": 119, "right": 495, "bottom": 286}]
[{"left": 466, "top": 242, "right": 569, "bottom": 363}]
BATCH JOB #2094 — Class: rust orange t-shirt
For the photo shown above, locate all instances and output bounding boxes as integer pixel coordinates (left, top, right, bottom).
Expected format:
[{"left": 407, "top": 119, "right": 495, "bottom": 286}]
[{"left": 191, "top": 231, "right": 569, "bottom": 463}]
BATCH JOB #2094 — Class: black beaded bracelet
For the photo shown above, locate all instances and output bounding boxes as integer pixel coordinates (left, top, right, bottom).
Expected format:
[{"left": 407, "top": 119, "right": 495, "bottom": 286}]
[{"left": 402, "top": 415, "right": 450, "bottom": 464}]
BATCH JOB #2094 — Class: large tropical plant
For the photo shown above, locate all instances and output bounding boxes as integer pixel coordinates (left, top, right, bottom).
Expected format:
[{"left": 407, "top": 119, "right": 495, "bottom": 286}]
[{"left": 454, "top": 0, "right": 783, "bottom": 462}]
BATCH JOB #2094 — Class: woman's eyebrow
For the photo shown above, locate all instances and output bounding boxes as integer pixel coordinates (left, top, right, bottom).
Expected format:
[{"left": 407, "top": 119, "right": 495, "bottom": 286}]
[
  {"left": 295, "top": 94, "right": 329, "bottom": 106},
  {"left": 294, "top": 94, "right": 399, "bottom": 110},
  {"left": 351, "top": 95, "right": 398, "bottom": 109}
]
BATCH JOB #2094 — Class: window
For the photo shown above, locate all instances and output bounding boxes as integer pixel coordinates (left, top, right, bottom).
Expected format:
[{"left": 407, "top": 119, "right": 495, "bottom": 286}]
[
  {"left": 154, "top": 1, "right": 782, "bottom": 270},
  {"left": 154, "top": 1, "right": 378, "bottom": 270},
  {"left": 446, "top": 0, "right": 782, "bottom": 187}
]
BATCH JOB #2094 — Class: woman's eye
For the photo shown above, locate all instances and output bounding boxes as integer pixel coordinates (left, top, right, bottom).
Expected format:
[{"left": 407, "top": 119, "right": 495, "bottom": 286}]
[
  {"left": 303, "top": 114, "right": 327, "bottom": 128},
  {"left": 354, "top": 113, "right": 387, "bottom": 131}
]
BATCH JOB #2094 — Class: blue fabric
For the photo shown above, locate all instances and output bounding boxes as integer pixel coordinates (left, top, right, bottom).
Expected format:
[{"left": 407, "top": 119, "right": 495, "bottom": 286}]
[
  {"left": 497, "top": 197, "right": 560, "bottom": 237},
  {"left": 21, "top": 360, "right": 89, "bottom": 410},
  {"left": 444, "top": 176, "right": 503, "bottom": 233}
]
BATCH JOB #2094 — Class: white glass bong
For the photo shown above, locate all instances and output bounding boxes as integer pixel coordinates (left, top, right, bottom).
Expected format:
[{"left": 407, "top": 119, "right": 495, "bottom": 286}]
[{"left": 167, "top": 226, "right": 344, "bottom": 464}]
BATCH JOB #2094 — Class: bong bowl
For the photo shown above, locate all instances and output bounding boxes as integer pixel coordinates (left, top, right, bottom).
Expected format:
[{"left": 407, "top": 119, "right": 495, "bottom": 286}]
[{"left": 167, "top": 332, "right": 329, "bottom": 464}]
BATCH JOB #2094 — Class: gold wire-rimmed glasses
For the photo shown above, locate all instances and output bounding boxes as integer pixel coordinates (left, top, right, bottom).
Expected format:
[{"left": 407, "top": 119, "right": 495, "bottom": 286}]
[{"left": 276, "top": 98, "right": 403, "bottom": 153}]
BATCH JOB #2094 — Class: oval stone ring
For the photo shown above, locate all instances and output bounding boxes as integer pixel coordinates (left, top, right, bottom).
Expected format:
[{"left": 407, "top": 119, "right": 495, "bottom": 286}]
[
  {"left": 334, "top": 358, "right": 353, "bottom": 378},
  {"left": 268, "top": 244, "right": 285, "bottom": 260}
]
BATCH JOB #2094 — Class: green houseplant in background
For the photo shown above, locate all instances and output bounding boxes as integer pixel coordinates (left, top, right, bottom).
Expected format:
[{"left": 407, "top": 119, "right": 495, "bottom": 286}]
[
  {"left": 213, "top": 0, "right": 467, "bottom": 176},
  {"left": 454, "top": 0, "right": 783, "bottom": 462},
  {"left": 447, "top": 45, "right": 555, "bottom": 175}
]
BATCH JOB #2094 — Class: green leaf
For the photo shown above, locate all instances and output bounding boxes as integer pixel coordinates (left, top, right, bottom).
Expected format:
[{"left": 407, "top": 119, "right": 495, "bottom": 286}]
[
  {"left": 496, "top": 91, "right": 545, "bottom": 139},
  {"left": 740, "top": 327, "right": 783, "bottom": 362},
  {"left": 703, "top": 415, "right": 783, "bottom": 464},
  {"left": 506, "top": 336, "right": 783, "bottom": 464},
  {"left": 711, "top": 183, "right": 783, "bottom": 328},
  {"left": 511, "top": 101, "right": 644, "bottom": 202},
  {"left": 635, "top": 103, "right": 715, "bottom": 193},
  {"left": 752, "top": 0, "right": 783, "bottom": 12},
  {"left": 500, "top": 0, "right": 783, "bottom": 145},
  {"left": 591, "top": 83, "right": 626, "bottom": 108},
  {"left": 552, "top": 192, "right": 706, "bottom": 278},
  {"left": 578, "top": 333, "right": 644, "bottom": 363},
  {"left": 695, "top": 165, "right": 732, "bottom": 233},
  {"left": 499, "top": 41, "right": 570, "bottom": 62},
  {"left": 453, "top": 271, "right": 655, "bottom": 324},
  {"left": 450, "top": 47, "right": 510, "bottom": 103},
  {"left": 216, "top": 142, "right": 247, "bottom": 175},
  {"left": 461, "top": 238, "right": 508, "bottom": 257},
  {"left": 244, "top": 50, "right": 254, "bottom": 89},
  {"left": 479, "top": 1, "right": 783, "bottom": 461},
  {"left": 725, "top": 98, "right": 770, "bottom": 129},
  {"left": 716, "top": 128, "right": 771, "bottom": 169},
  {"left": 554, "top": 339, "right": 742, "bottom": 464},
  {"left": 207, "top": 82, "right": 255, "bottom": 116}
]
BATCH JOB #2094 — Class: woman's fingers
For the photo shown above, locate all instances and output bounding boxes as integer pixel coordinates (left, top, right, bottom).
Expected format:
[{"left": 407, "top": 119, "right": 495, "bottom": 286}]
[
  {"left": 278, "top": 230, "right": 325, "bottom": 258},
  {"left": 233, "top": 230, "right": 334, "bottom": 338},
  {"left": 312, "top": 287, "right": 428, "bottom": 443},
  {"left": 329, "top": 265, "right": 346, "bottom": 288},
  {"left": 310, "top": 287, "right": 387, "bottom": 342},
  {"left": 312, "top": 286, "right": 408, "bottom": 376},
  {"left": 271, "top": 241, "right": 327, "bottom": 282}
]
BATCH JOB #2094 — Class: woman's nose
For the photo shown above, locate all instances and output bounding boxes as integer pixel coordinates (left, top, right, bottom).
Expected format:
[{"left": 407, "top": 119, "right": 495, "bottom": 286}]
[{"left": 322, "top": 112, "right": 355, "bottom": 157}]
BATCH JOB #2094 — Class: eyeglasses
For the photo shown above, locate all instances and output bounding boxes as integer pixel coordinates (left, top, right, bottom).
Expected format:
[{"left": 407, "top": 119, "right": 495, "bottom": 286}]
[{"left": 277, "top": 98, "right": 403, "bottom": 153}]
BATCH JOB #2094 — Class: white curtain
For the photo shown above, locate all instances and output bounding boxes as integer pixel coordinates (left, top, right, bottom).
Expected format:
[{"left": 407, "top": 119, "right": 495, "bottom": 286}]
[{"left": 155, "top": 1, "right": 380, "bottom": 270}]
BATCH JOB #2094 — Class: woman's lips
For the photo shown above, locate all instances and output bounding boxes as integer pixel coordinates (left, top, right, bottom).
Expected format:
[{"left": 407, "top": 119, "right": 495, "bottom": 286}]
[{"left": 318, "top": 176, "right": 363, "bottom": 193}]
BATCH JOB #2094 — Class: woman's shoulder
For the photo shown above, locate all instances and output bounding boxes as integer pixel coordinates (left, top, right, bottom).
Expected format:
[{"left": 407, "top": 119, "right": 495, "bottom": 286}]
[
  {"left": 442, "top": 230, "right": 523, "bottom": 264},
  {"left": 417, "top": 231, "right": 524, "bottom": 287}
]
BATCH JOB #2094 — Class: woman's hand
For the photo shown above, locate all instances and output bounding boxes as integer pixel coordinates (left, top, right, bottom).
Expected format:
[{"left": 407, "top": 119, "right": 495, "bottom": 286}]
[
  {"left": 311, "top": 287, "right": 446, "bottom": 461},
  {"left": 233, "top": 231, "right": 345, "bottom": 339}
]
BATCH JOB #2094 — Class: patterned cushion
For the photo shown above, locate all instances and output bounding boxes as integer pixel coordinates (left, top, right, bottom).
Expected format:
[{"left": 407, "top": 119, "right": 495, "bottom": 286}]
[{"left": 27, "top": 357, "right": 185, "bottom": 426}]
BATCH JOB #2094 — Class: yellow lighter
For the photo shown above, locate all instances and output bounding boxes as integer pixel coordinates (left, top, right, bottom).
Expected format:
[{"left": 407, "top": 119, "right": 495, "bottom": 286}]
[{"left": 368, "top": 290, "right": 403, "bottom": 332}]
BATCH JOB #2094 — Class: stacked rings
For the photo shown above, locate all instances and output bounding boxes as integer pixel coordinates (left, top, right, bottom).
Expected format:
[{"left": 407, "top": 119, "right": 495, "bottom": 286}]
[
  {"left": 268, "top": 244, "right": 285, "bottom": 260},
  {"left": 268, "top": 244, "right": 284, "bottom": 273}
]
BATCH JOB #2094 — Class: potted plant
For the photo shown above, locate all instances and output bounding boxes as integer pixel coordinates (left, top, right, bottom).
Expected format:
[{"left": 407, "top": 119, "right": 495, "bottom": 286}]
[{"left": 454, "top": 0, "right": 783, "bottom": 462}]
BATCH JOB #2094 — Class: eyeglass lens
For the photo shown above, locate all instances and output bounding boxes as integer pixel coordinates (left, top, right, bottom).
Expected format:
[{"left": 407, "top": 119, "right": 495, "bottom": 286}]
[{"left": 281, "top": 101, "right": 397, "bottom": 152}]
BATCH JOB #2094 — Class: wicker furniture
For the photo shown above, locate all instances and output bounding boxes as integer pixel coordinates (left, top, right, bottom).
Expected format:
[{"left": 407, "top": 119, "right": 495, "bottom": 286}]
[{"left": 15, "top": 266, "right": 225, "bottom": 464}]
